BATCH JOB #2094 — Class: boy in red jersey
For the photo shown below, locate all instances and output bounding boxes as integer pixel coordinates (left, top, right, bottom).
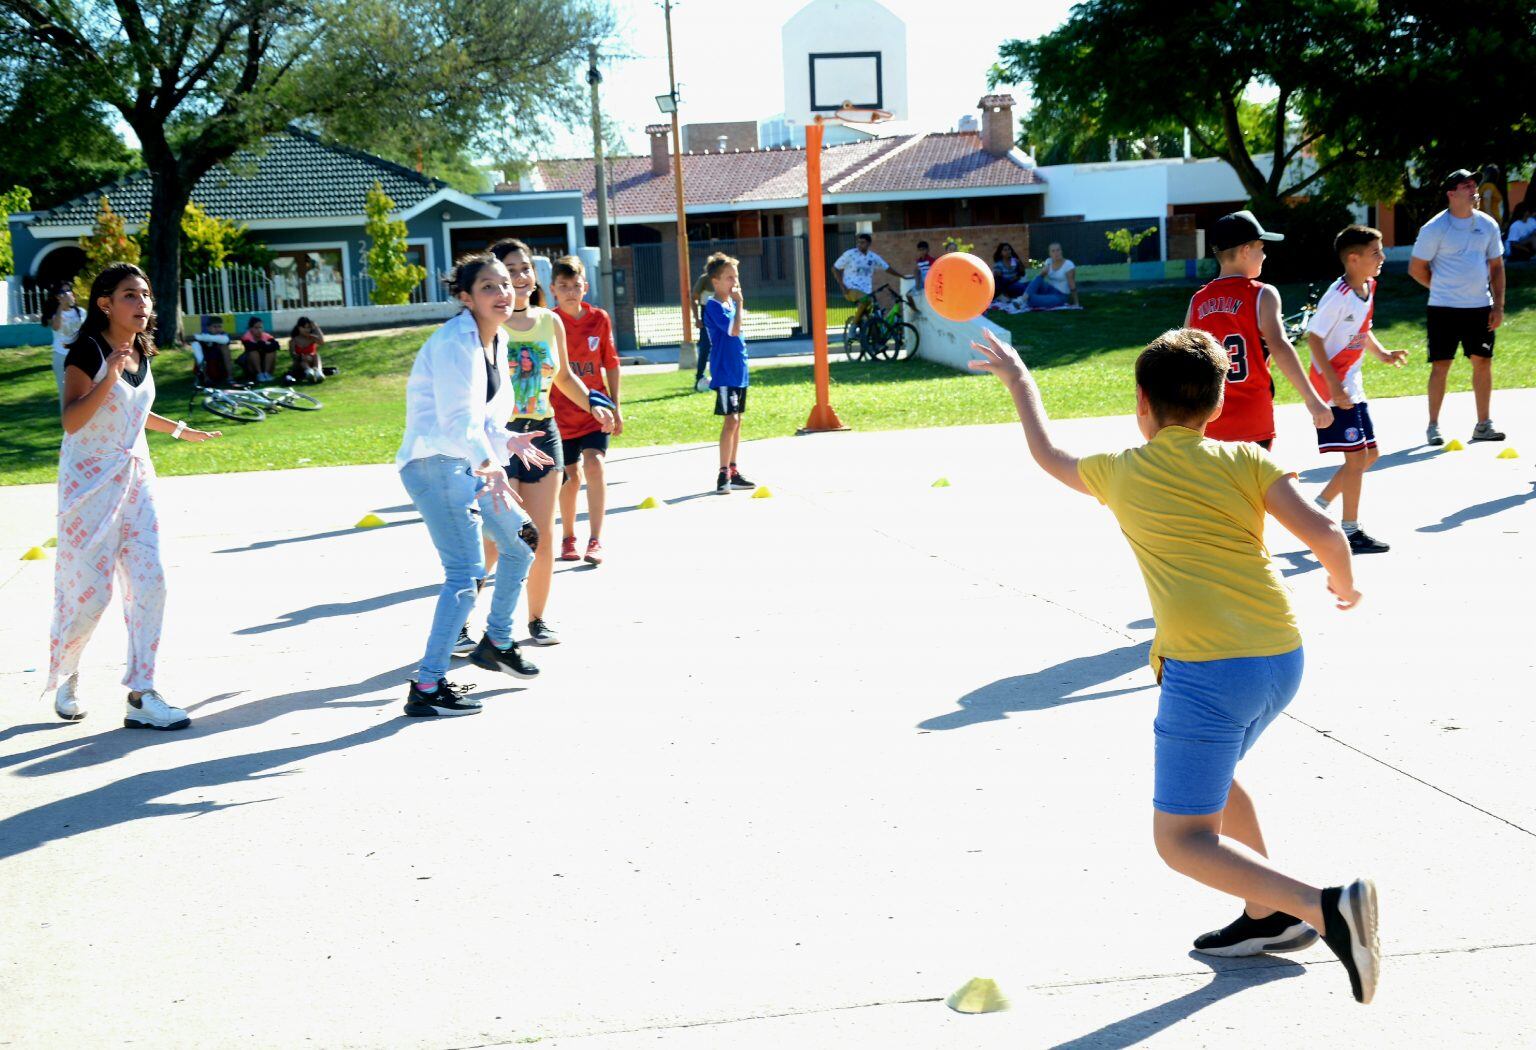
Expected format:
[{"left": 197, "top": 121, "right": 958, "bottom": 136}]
[
  {"left": 1306, "top": 226, "right": 1408, "bottom": 554},
  {"left": 550, "top": 256, "right": 622, "bottom": 565},
  {"left": 1186, "top": 211, "right": 1332, "bottom": 447}
]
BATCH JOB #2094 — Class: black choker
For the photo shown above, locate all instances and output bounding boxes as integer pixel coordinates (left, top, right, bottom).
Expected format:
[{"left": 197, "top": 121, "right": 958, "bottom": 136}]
[{"left": 512, "top": 307, "right": 528, "bottom": 313}]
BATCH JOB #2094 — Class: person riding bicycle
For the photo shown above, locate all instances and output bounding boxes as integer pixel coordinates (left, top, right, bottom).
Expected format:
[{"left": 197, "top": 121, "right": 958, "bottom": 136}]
[{"left": 833, "top": 233, "right": 910, "bottom": 325}]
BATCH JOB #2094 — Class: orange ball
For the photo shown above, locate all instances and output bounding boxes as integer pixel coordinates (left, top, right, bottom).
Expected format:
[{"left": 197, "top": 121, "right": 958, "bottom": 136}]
[{"left": 925, "top": 253, "right": 995, "bottom": 322}]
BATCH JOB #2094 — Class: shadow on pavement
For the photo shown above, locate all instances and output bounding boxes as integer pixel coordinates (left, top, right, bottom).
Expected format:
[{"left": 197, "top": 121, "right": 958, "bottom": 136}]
[
  {"left": 1296, "top": 445, "right": 1441, "bottom": 483},
  {"left": 1047, "top": 954, "right": 1307, "bottom": 1049},
  {"left": 0, "top": 715, "right": 418, "bottom": 863},
  {"left": 1417, "top": 482, "right": 1536, "bottom": 533},
  {"left": 1273, "top": 550, "right": 1322, "bottom": 577},
  {"left": 235, "top": 585, "right": 439, "bottom": 635},
  {"left": 918, "top": 642, "right": 1152, "bottom": 731},
  {"left": 0, "top": 664, "right": 414, "bottom": 779},
  {"left": 213, "top": 518, "right": 421, "bottom": 554}
]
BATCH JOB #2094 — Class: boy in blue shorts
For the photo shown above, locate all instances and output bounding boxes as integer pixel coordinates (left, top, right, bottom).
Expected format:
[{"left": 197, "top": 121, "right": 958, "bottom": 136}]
[
  {"left": 701, "top": 252, "right": 755, "bottom": 494},
  {"left": 971, "top": 325, "right": 1382, "bottom": 1004},
  {"left": 1306, "top": 225, "right": 1408, "bottom": 554}
]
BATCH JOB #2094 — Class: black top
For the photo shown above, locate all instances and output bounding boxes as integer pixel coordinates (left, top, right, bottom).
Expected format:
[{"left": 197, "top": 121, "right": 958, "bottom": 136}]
[
  {"left": 484, "top": 343, "right": 500, "bottom": 403},
  {"left": 65, "top": 336, "right": 149, "bottom": 388}
]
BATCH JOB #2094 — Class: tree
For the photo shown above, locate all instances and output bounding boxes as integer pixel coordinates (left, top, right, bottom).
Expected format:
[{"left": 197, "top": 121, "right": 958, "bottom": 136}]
[
  {"left": 161, "top": 203, "right": 273, "bottom": 278},
  {"left": 74, "top": 197, "right": 140, "bottom": 301},
  {"left": 364, "top": 182, "right": 427, "bottom": 306},
  {"left": 2, "top": 0, "right": 611, "bottom": 346},
  {"left": 1105, "top": 226, "right": 1158, "bottom": 264},
  {"left": 0, "top": 58, "right": 141, "bottom": 210},
  {"left": 1, "top": 185, "right": 29, "bottom": 279}
]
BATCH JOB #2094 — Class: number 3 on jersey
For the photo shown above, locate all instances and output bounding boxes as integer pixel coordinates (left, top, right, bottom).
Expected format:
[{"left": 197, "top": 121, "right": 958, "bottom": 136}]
[{"left": 1223, "top": 334, "right": 1249, "bottom": 383}]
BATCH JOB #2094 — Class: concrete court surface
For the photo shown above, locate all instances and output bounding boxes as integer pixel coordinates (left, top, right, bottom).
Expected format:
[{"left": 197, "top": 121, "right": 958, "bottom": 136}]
[{"left": 1, "top": 388, "right": 1533, "bottom": 1049}]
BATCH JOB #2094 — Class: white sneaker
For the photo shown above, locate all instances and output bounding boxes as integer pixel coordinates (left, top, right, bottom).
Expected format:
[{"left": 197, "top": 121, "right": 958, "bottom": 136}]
[
  {"left": 694, "top": 377, "right": 710, "bottom": 393},
  {"left": 124, "top": 689, "right": 191, "bottom": 731},
  {"left": 54, "top": 674, "right": 85, "bottom": 721}
]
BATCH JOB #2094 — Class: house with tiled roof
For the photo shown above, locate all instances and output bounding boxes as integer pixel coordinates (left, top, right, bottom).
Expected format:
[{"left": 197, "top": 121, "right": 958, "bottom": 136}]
[
  {"left": 528, "top": 96, "right": 1047, "bottom": 246},
  {"left": 8, "top": 129, "right": 588, "bottom": 308}
]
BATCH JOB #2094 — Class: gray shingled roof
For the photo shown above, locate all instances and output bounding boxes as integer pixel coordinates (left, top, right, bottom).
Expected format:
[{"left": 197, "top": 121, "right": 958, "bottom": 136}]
[{"left": 30, "top": 129, "right": 448, "bottom": 228}]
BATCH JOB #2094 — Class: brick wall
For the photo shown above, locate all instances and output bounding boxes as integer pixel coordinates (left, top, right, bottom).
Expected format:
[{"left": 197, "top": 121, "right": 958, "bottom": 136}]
[
  {"left": 609, "top": 245, "right": 638, "bottom": 352},
  {"left": 869, "top": 224, "right": 1033, "bottom": 267},
  {"left": 1166, "top": 213, "right": 1197, "bottom": 260}
]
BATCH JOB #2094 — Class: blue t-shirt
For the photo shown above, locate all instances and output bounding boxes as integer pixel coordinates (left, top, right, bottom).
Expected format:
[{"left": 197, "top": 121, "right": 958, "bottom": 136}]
[
  {"left": 1411, "top": 209, "right": 1502, "bottom": 309},
  {"left": 703, "top": 298, "right": 749, "bottom": 388}
]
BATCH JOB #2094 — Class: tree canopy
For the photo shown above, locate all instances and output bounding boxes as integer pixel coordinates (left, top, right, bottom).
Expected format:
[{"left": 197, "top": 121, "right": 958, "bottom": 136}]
[{"left": 993, "top": 0, "right": 1536, "bottom": 210}]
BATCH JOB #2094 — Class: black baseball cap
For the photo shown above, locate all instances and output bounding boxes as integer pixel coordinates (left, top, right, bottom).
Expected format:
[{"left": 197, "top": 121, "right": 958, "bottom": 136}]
[
  {"left": 1441, "top": 168, "right": 1480, "bottom": 191},
  {"left": 1209, "top": 210, "right": 1284, "bottom": 253}
]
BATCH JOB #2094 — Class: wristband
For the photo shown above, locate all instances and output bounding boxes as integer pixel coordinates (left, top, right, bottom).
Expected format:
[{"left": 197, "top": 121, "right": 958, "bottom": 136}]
[
  {"left": 171, "top": 420, "right": 187, "bottom": 440},
  {"left": 587, "top": 389, "right": 616, "bottom": 414}
]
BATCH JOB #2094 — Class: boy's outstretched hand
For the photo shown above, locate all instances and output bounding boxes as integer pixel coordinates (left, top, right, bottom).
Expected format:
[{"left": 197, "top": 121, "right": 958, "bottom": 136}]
[
  {"left": 968, "top": 328, "right": 1027, "bottom": 386},
  {"left": 1328, "top": 576, "right": 1363, "bottom": 610}
]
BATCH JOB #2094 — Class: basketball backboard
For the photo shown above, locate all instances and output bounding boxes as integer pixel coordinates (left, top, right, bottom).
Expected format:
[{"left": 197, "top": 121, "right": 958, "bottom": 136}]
[{"left": 782, "top": 0, "right": 907, "bottom": 125}]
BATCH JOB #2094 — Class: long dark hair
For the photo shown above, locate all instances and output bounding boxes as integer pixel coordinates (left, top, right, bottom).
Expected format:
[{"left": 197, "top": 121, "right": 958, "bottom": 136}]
[
  {"left": 441, "top": 251, "right": 503, "bottom": 314},
  {"left": 290, "top": 315, "right": 321, "bottom": 340},
  {"left": 40, "top": 284, "right": 73, "bottom": 328},
  {"left": 487, "top": 237, "right": 546, "bottom": 307},
  {"left": 66, "top": 262, "right": 158, "bottom": 358},
  {"left": 993, "top": 242, "right": 1018, "bottom": 263}
]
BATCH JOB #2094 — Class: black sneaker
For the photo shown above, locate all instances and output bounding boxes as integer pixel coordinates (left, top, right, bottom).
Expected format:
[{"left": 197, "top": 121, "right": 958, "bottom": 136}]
[
  {"left": 716, "top": 469, "right": 730, "bottom": 495},
  {"left": 728, "top": 469, "right": 755, "bottom": 490},
  {"left": 403, "top": 679, "right": 482, "bottom": 717},
  {"left": 1347, "top": 529, "right": 1390, "bottom": 554},
  {"left": 1471, "top": 420, "right": 1506, "bottom": 442},
  {"left": 527, "top": 618, "right": 560, "bottom": 646},
  {"left": 469, "top": 635, "right": 540, "bottom": 679},
  {"left": 1192, "top": 909, "right": 1319, "bottom": 957},
  {"left": 451, "top": 625, "right": 477, "bottom": 656},
  {"left": 1320, "top": 878, "right": 1381, "bottom": 1004}
]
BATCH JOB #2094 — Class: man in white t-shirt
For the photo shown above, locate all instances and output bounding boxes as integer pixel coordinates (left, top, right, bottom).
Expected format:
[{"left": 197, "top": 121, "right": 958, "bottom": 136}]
[
  {"left": 1409, "top": 168, "right": 1506, "bottom": 445},
  {"left": 832, "top": 234, "right": 908, "bottom": 322}
]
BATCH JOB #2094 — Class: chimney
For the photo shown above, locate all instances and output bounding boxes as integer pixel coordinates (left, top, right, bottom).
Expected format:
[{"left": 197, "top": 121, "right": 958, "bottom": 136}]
[
  {"left": 646, "top": 123, "right": 671, "bottom": 176},
  {"left": 977, "top": 94, "right": 1016, "bottom": 158}
]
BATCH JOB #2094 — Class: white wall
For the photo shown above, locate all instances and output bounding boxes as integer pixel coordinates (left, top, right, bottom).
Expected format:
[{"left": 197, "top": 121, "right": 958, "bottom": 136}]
[
  {"left": 1036, "top": 162, "right": 1169, "bottom": 221},
  {"left": 908, "top": 281, "right": 1011, "bottom": 372},
  {"left": 273, "top": 301, "right": 458, "bottom": 332},
  {"left": 782, "top": 0, "right": 908, "bottom": 122},
  {"left": 1164, "top": 157, "right": 1253, "bottom": 206}
]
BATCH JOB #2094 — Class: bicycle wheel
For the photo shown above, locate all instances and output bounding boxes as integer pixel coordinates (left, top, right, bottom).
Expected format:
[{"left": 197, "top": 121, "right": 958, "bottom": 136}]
[
  {"left": 271, "top": 390, "right": 323, "bottom": 411},
  {"left": 864, "top": 317, "right": 894, "bottom": 359},
  {"left": 842, "top": 319, "right": 865, "bottom": 361},
  {"left": 890, "top": 322, "right": 920, "bottom": 361},
  {"left": 202, "top": 392, "right": 265, "bottom": 422}
]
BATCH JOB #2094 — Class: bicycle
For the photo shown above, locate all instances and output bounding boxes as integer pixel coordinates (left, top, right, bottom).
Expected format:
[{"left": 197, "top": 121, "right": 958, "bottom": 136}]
[
  {"left": 1282, "top": 282, "right": 1322, "bottom": 344},
  {"left": 187, "top": 347, "right": 322, "bottom": 422},
  {"left": 842, "top": 285, "right": 921, "bottom": 362}
]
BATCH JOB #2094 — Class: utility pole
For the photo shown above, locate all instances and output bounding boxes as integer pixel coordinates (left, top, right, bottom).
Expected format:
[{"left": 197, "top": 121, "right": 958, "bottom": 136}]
[
  {"left": 663, "top": 0, "right": 695, "bottom": 370},
  {"left": 587, "top": 45, "right": 617, "bottom": 314}
]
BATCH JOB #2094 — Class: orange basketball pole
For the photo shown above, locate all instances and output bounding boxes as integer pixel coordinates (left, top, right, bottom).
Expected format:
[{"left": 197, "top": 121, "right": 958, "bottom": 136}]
[{"left": 800, "top": 117, "right": 847, "bottom": 433}]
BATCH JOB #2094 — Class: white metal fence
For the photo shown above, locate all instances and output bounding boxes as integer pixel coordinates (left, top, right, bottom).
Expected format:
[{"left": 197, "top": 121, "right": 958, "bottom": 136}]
[
  {"left": 181, "top": 265, "right": 432, "bottom": 317},
  {"left": 10, "top": 282, "right": 53, "bottom": 323}
]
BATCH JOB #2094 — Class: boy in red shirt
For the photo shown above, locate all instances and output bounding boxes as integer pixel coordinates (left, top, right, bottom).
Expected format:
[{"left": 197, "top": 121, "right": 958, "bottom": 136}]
[
  {"left": 550, "top": 256, "right": 623, "bottom": 564},
  {"left": 1186, "top": 211, "right": 1332, "bottom": 447}
]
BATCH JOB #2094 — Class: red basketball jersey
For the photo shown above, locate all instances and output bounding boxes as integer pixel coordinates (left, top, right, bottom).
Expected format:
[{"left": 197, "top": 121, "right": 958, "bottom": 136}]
[{"left": 1187, "top": 275, "right": 1274, "bottom": 444}]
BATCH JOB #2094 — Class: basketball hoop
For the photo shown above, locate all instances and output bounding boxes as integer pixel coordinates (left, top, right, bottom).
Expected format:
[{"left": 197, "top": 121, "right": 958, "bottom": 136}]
[{"left": 830, "top": 101, "right": 893, "bottom": 126}]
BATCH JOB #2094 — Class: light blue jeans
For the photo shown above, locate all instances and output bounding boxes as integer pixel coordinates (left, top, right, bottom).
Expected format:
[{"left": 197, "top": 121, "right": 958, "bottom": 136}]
[
  {"left": 1025, "top": 274, "right": 1070, "bottom": 310},
  {"left": 400, "top": 455, "right": 534, "bottom": 684}
]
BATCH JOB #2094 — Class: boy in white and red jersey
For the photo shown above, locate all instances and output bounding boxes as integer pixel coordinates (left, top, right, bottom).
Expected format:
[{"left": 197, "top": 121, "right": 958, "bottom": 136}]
[
  {"left": 1306, "top": 225, "right": 1408, "bottom": 554},
  {"left": 1186, "top": 211, "right": 1333, "bottom": 448}
]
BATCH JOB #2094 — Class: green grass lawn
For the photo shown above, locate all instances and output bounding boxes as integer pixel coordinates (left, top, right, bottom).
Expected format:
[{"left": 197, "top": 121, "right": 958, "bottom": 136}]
[{"left": 4, "top": 267, "right": 1531, "bottom": 486}]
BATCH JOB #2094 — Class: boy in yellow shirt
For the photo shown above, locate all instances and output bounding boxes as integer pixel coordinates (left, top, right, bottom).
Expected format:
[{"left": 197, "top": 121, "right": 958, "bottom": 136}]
[{"left": 971, "top": 326, "right": 1382, "bottom": 1004}]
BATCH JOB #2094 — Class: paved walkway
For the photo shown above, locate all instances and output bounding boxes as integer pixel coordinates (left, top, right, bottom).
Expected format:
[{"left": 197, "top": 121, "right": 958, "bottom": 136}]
[{"left": 1, "top": 390, "right": 1533, "bottom": 1047}]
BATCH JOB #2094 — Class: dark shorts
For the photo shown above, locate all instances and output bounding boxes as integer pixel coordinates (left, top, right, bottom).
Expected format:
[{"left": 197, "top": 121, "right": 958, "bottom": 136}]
[
  {"left": 1316, "top": 401, "right": 1377, "bottom": 454},
  {"left": 1427, "top": 306, "right": 1494, "bottom": 362},
  {"left": 561, "top": 430, "right": 609, "bottom": 467},
  {"left": 714, "top": 386, "right": 748, "bottom": 416},
  {"left": 505, "top": 417, "right": 563, "bottom": 483}
]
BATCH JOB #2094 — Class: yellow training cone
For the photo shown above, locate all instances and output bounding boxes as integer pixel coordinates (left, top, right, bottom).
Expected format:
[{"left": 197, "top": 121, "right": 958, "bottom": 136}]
[
  {"left": 946, "top": 977, "right": 1010, "bottom": 1014},
  {"left": 751, "top": 486, "right": 773, "bottom": 499},
  {"left": 932, "top": 477, "right": 951, "bottom": 488},
  {"left": 1497, "top": 447, "right": 1520, "bottom": 459},
  {"left": 20, "top": 546, "right": 48, "bottom": 561},
  {"left": 42, "top": 536, "right": 57, "bottom": 548},
  {"left": 355, "top": 513, "right": 387, "bottom": 529},
  {"left": 1443, "top": 439, "right": 1466, "bottom": 451},
  {"left": 637, "top": 496, "right": 662, "bottom": 510}
]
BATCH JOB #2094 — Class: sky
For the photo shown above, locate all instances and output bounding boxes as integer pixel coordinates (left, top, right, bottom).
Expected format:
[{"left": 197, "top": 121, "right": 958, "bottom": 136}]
[{"left": 542, "top": 0, "right": 1077, "bottom": 159}]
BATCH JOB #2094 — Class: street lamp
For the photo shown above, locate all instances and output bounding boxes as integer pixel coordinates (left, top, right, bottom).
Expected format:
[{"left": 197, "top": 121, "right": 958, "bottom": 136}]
[{"left": 655, "top": 92, "right": 677, "bottom": 114}]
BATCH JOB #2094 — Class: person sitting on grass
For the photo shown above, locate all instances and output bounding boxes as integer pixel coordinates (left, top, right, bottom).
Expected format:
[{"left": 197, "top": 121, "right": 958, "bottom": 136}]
[
  {"left": 287, "top": 316, "right": 326, "bottom": 384},
  {"left": 970, "top": 322, "right": 1381, "bottom": 1006},
  {"left": 992, "top": 242, "right": 1029, "bottom": 298},
  {"left": 1022, "top": 242, "right": 1079, "bottom": 309},
  {"left": 238, "top": 316, "right": 280, "bottom": 382},
  {"left": 190, "top": 315, "right": 236, "bottom": 386}
]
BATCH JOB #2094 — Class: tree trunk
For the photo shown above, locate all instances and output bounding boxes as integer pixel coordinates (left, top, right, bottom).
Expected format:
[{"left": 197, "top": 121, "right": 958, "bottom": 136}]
[{"left": 144, "top": 170, "right": 191, "bottom": 348}]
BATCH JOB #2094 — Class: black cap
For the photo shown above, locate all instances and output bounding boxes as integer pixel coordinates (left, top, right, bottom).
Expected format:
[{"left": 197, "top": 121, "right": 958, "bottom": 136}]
[
  {"left": 1441, "top": 168, "right": 1479, "bottom": 191},
  {"left": 1209, "top": 210, "right": 1284, "bottom": 253}
]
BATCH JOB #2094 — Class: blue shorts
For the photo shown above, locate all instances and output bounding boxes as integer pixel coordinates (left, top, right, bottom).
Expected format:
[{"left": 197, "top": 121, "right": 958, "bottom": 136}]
[
  {"left": 1153, "top": 647, "right": 1304, "bottom": 816},
  {"left": 1316, "top": 402, "right": 1376, "bottom": 454}
]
